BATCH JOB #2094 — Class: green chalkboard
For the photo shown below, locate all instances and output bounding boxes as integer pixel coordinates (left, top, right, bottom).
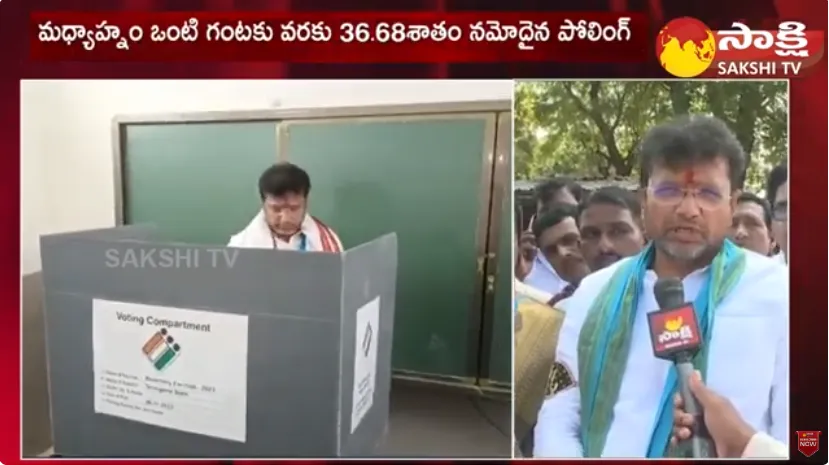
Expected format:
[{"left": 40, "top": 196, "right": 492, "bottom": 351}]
[
  {"left": 283, "top": 117, "right": 490, "bottom": 378},
  {"left": 123, "top": 122, "right": 277, "bottom": 244},
  {"left": 119, "top": 113, "right": 513, "bottom": 384},
  {"left": 487, "top": 185, "right": 513, "bottom": 384}
]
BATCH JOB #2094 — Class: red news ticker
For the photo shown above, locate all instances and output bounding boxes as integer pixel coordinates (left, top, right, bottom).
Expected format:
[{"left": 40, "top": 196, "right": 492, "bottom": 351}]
[{"left": 30, "top": 11, "right": 648, "bottom": 63}]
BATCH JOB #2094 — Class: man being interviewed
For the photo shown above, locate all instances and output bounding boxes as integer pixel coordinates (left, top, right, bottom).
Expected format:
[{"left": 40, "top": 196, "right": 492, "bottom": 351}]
[
  {"left": 534, "top": 115, "right": 788, "bottom": 458},
  {"left": 229, "top": 162, "right": 343, "bottom": 252}
]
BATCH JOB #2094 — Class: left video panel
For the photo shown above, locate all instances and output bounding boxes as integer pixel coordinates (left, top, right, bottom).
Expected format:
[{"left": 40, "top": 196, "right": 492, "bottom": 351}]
[{"left": 21, "top": 80, "right": 515, "bottom": 459}]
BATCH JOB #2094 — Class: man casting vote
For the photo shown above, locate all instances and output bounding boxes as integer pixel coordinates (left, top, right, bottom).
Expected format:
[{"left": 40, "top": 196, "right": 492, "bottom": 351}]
[
  {"left": 534, "top": 115, "right": 788, "bottom": 458},
  {"left": 229, "top": 162, "right": 343, "bottom": 252}
]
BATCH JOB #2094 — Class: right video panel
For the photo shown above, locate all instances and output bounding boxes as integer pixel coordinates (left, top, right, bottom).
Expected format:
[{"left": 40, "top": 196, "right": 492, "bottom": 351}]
[{"left": 513, "top": 80, "right": 790, "bottom": 459}]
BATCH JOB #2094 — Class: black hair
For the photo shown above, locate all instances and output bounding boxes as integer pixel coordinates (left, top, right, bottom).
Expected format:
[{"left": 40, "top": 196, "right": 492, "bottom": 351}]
[
  {"left": 638, "top": 115, "right": 746, "bottom": 189},
  {"left": 736, "top": 192, "right": 772, "bottom": 228},
  {"left": 532, "top": 203, "right": 579, "bottom": 239},
  {"left": 580, "top": 186, "right": 641, "bottom": 218},
  {"left": 535, "top": 177, "right": 583, "bottom": 209},
  {"left": 766, "top": 164, "right": 787, "bottom": 205},
  {"left": 258, "top": 162, "right": 311, "bottom": 200}
]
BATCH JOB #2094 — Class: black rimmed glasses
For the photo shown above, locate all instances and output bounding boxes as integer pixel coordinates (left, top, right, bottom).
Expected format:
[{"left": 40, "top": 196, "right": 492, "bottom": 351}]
[{"left": 648, "top": 183, "right": 728, "bottom": 211}]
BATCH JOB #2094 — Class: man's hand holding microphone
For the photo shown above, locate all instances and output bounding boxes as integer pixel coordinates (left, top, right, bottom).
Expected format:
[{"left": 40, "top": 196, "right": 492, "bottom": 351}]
[
  {"left": 652, "top": 278, "right": 787, "bottom": 459},
  {"left": 671, "top": 370, "right": 756, "bottom": 458}
]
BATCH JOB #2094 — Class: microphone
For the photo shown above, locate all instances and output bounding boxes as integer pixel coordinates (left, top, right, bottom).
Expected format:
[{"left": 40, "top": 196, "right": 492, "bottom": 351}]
[{"left": 648, "top": 278, "right": 713, "bottom": 458}]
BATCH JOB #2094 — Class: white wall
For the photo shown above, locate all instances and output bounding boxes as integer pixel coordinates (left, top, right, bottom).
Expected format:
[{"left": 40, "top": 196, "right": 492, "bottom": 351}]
[
  {"left": 20, "top": 79, "right": 513, "bottom": 275},
  {"left": 21, "top": 83, "right": 60, "bottom": 275}
]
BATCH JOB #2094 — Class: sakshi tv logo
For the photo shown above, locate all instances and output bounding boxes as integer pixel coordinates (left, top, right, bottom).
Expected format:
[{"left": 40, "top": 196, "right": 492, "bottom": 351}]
[
  {"left": 649, "top": 305, "right": 702, "bottom": 355},
  {"left": 657, "top": 316, "right": 694, "bottom": 345},
  {"left": 656, "top": 17, "right": 825, "bottom": 78}
]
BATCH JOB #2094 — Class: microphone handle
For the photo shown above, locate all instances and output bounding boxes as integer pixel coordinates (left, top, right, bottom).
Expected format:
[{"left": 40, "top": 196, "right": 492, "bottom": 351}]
[{"left": 675, "top": 359, "right": 715, "bottom": 458}]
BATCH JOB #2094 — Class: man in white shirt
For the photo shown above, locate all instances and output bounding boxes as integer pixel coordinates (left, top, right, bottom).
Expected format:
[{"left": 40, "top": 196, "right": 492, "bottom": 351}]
[
  {"left": 729, "top": 192, "right": 773, "bottom": 256},
  {"left": 517, "top": 177, "right": 583, "bottom": 281},
  {"left": 523, "top": 204, "right": 590, "bottom": 297},
  {"left": 550, "top": 188, "right": 647, "bottom": 312},
  {"left": 534, "top": 115, "right": 788, "bottom": 458},
  {"left": 228, "top": 163, "right": 343, "bottom": 252},
  {"left": 579, "top": 186, "right": 646, "bottom": 271}
]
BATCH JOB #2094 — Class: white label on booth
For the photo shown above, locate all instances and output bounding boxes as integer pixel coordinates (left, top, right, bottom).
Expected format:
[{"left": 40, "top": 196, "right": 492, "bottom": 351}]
[
  {"left": 92, "top": 299, "right": 249, "bottom": 443},
  {"left": 350, "top": 297, "right": 380, "bottom": 433}
]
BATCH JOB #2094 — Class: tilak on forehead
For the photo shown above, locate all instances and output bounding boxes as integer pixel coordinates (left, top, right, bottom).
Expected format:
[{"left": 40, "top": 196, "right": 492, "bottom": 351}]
[{"left": 682, "top": 168, "right": 696, "bottom": 185}]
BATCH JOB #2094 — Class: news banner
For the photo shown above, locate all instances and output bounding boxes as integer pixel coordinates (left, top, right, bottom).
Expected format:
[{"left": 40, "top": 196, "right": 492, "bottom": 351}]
[
  {"left": 30, "top": 12, "right": 823, "bottom": 77},
  {"left": 32, "top": 12, "right": 643, "bottom": 62}
]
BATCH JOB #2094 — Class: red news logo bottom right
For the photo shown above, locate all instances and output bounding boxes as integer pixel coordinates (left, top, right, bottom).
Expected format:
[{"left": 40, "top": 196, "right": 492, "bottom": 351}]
[{"left": 796, "top": 431, "right": 821, "bottom": 457}]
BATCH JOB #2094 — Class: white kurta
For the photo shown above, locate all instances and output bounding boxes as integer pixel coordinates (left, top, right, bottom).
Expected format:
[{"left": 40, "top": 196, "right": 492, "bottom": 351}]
[
  {"left": 534, "top": 251, "right": 789, "bottom": 458},
  {"left": 227, "top": 211, "right": 343, "bottom": 252},
  {"left": 744, "top": 432, "right": 788, "bottom": 458},
  {"left": 524, "top": 253, "right": 571, "bottom": 297},
  {"left": 515, "top": 279, "right": 555, "bottom": 305}
]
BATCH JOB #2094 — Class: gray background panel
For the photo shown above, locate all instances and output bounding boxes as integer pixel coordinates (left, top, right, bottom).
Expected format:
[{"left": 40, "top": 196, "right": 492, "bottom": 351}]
[
  {"left": 41, "top": 239, "right": 342, "bottom": 322},
  {"left": 338, "top": 234, "right": 397, "bottom": 457},
  {"left": 41, "top": 233, "right": 363, "bottom": 457}
]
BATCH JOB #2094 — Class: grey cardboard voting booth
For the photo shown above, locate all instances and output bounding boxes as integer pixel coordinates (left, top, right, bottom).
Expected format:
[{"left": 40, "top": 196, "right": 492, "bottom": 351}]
[{"left": 40, "top": 225, "right": 397, "bottom": 458}]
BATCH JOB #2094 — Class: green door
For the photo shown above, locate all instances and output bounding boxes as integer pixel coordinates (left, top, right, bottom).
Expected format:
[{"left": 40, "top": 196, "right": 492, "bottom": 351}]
[
  {"left": 483, "top": 113, "right": 513, "bottom": 386},
  {"left": 282, "top": 115, "right": 495, "bottom": 380},
  {"left": 122, "top": 122, "right": 278, "bottom": 244}
]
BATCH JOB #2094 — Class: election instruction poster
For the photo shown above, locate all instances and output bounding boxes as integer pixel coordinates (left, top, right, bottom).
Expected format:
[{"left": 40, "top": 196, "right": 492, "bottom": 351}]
[
  {"left": 351, "top": 297, "right": 380, "bottom": 433},
  {"left": 92, "top": 299, "right": 249, "bottom": 442}
]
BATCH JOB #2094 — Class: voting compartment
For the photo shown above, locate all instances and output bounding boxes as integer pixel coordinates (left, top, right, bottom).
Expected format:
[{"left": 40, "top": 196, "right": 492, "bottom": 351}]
[{"left": 40, "top": 226, "right": 397, "bottom": 458}]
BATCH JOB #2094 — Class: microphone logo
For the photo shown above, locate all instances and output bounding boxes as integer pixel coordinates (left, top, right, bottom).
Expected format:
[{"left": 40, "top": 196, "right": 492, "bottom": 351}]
[
  {"left": 648, "top": 304, "right": 702, "bottom": 359},
  {"left": 658, "top": 316, "right": 694, "bottom": 344},
  {"left": 665, "top": 317, "right": 684, "bottom": 331}
]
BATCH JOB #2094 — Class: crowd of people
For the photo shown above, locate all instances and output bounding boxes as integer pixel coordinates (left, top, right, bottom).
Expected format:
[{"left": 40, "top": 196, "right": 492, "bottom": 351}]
[{"left": 514, "top": 114, "right": 789, "bottom": 458}]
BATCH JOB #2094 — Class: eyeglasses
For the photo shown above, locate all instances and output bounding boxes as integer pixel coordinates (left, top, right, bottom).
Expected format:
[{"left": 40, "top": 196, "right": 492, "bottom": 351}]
[
  {"left": 648, "top": 184, "right": 728, "bottom": 211},
  {"left": 772, "top": 201, "right": 788, "bottom": 222}
]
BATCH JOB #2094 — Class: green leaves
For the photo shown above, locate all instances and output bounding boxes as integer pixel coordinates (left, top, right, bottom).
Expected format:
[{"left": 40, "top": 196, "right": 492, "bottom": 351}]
[{"left": 514, "top": 81, "right": 787, "bottom": 193}]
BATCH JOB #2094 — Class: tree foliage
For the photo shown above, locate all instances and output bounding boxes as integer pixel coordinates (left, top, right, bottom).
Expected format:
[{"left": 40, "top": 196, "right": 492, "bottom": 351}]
[{"left": 514, "top": 81, "right": 788, "bottom": 193}]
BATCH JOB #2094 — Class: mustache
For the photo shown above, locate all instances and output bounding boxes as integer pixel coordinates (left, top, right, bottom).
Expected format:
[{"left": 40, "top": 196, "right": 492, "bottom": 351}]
[
  {"left": 666, "top": 224, "right": 705, "bottom": 233},
  {"left": 597, "top": 252, "right": 621, "bottom": 262}
]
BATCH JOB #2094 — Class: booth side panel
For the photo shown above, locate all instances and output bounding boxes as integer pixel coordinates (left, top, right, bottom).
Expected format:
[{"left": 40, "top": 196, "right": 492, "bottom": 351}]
[
  {"left": 337, "top": 234, "right": 398, "bottom": 457},
  {"left": 41, "top": 239, "right": 344, "bottom": 457}
]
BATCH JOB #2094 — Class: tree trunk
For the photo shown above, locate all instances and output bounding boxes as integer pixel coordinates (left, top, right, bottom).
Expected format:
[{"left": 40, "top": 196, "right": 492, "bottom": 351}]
[
  {"left": 732, "top": 85, "right": 761, "bottom": 187},
  {"left": 667, "top": 82, "right": 691, "bottom": 114},
  {"left": 585, "top": 83, "right": 629, "bottom": 176}
]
